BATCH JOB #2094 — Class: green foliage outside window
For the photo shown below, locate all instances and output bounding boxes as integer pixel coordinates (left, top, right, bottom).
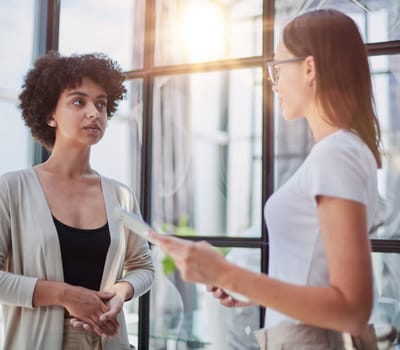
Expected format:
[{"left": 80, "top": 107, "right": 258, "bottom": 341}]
[{"left": 160, "top": 215, "right": 230, "bottom": 275}]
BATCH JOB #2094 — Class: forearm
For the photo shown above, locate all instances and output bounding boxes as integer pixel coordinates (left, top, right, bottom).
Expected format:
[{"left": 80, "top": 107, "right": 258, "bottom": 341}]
[
  {"left": 32, "top": 280, "right": 68, "bottom": 307},
  {"left": 0, "top": 270, "right": 38, "bottom": 307},
  {"left": 121, "top": 268, "right": 154, "bottom": 298},
  {"left": 218, "top": 262, "right": 372, "bottom": 335}
]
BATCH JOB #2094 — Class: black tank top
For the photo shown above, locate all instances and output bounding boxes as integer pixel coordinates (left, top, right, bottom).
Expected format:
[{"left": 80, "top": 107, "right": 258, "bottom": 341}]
[{"left": 53, "top": 216, "right": 110, "bottom": 291}]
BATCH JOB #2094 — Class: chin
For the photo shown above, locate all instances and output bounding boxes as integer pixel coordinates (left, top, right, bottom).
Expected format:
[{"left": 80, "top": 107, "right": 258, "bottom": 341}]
[
  {"left": 282, "top": 111, "right": 303, "bottom": 121},
  {"left": 282, "top": 113, "right": 295, "bottom": 121}
]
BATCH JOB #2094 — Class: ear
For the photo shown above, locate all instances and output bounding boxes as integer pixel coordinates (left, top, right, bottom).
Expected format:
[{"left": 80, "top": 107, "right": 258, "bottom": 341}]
[
  {"left": 47, "top": 115, "right": 56, "bottom": 127},
  {"left": 304, "top": 56, "right": 316, "bottom": 86}
]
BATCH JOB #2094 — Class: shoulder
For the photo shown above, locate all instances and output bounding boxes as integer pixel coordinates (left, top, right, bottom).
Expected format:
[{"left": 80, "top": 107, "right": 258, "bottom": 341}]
[
  {"left": 309, "top": 130, "right": 375, "bottom": 168},
  {"left": 303, "top": 130, "right": 377, "bottom": 205},
  {"left": 99, "top": 174, "right": 141, "bottom": 213},
  {"left": 303, "top": 129, "right": 377, "bottom": 188},
  {"left": 0, "top": 169, "right": 34, "bottom": 205},
  {"left": 100, "top": 174, "right": 132, "bottom": 196},
  {"left": 0, "top": 168, "right": 34, "bottom": 187},
  {"left": 313, "top": 130, "right": 360, "bottom": 154}
]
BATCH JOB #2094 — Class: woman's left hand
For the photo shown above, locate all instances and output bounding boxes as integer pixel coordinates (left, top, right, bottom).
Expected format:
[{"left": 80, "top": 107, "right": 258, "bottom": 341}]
[
  {"left": 149, "top": 231, "right": 227, "bottom": 285},
  {"left": 207, "top": 285, "right": 253, "bottom": 307},
  {"left": 100, "top": 292, "right": 124, "bottom": 323}
]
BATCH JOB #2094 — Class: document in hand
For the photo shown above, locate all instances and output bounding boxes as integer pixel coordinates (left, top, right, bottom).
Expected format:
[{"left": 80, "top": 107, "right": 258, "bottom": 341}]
[{"left": 112, "top": 206, "right": 159, "bottom": 245}]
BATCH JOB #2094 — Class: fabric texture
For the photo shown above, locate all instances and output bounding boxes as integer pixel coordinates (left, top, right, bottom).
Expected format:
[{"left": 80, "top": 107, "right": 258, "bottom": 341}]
[
  {"left": 0, "top": 168, "right": 154, "bottom": 350},
  {"left": 63, "top": 319, "right": 103, "bottom": 350},
  {"left": 253, "top": 324, "right": 378, "bottom": 350},
  {"left": 263, "top": 129, "right": 378, "bottom": 328}
]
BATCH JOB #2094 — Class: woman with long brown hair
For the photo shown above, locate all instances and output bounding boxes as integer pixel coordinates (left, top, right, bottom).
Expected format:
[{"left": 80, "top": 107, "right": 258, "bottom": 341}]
[{"left": 150, "top": 9, "right": 381, "bottom": 349}]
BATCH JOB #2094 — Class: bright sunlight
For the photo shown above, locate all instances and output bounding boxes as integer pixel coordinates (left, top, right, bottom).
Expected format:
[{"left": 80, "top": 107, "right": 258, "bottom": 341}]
[{"left": 181, "top": 1, "right": 226, "bottom": 62}]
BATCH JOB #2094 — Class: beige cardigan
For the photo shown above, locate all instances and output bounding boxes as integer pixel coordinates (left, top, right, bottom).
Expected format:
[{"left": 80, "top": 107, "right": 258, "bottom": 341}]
[{"left": 0, "top": 168, "right": 154, "bottom": 350}]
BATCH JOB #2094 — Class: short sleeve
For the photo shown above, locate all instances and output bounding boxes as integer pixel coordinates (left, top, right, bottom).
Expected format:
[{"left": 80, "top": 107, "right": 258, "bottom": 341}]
[{"left": 307, "top": 142, "right": 369, "bottom": 205}]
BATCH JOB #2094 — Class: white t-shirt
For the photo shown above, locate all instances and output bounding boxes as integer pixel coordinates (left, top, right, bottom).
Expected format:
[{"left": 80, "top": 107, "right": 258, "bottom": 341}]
[{"left": 264, "top": 129, "right": 378, "bottom": 328}]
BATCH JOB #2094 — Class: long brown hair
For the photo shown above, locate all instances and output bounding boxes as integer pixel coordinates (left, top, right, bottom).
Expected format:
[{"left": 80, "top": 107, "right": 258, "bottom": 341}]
[{"left": 283, "top": 9, "right": 382, "bottom": 167}]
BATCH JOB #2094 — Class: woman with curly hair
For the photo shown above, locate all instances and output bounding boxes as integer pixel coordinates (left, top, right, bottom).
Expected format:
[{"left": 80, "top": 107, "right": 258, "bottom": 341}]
[{"left": 0, "top": 51, "right": 154, "bottom": 350}]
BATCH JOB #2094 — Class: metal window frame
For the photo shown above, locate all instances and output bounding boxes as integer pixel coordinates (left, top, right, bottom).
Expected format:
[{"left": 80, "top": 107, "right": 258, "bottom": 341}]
[{"left": 32, "top": 0, "right": 60, "bottom": 164}]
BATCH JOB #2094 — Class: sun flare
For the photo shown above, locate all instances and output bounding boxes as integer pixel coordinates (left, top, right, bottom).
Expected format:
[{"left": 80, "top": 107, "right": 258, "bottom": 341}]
[{"left": 181, "top": 2, "right": 225, "bottom": 62}]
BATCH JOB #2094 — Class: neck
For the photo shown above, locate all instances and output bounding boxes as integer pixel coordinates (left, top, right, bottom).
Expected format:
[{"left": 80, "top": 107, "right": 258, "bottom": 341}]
[
  {"left": 39, "top": 145, "right": 93, "bottom": 178},
  {"left": 307, "top": 117, "right": 341, "bottom": 141},
  {"left": 304, "top": 104, "right": 342, "bottom": 142}
]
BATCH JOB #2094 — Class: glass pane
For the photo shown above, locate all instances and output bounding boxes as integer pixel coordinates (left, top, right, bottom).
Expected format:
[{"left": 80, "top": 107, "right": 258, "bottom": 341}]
[
  {"left": 92, "top": 79, "right": 143, "bottom": 202},
  {"left": 0, "top": 0, "right": 34, "bottom": 174},
  {"left": 370, "top": 55, "right": 400, "bottom": 240},
  {"left": 371, "top": 252, "right": 400, "bottom": 346},
  {"left": 125, "top": 298, "right": 140, "bottom": 349},
  {"left": 275, "top": 1, "right": 400, "bottom": 43},
  {"left": 59, "top": 0, "right": 145, "bottom": 70},
  {"left": 147, "top": 246, "right": 261, "bottom": 349},
  {"left": 154, "top": 0, "right": 263, "bottom": 65},
  {"left": 151, "top": 68, "right": 262, "bottom": 237}
]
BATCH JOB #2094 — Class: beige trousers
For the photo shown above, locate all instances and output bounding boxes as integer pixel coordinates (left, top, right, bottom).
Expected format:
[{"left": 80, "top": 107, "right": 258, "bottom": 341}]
[
  {"left": 254, "top": 324, "right": 378, "bottom": 350},
  {"left": 63, "top": 319, "right": 103, "bottom": 350}
]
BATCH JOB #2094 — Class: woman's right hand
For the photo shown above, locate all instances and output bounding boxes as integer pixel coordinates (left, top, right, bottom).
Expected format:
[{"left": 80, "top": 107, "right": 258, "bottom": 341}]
[{"left": 207, "top": 285, "right": 253, "bottom": 307}]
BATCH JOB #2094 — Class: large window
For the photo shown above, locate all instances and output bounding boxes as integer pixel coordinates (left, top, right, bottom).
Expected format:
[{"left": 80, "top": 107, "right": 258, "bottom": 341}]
[
  {"left": 151, "top": 69, "right": 262, "bottom": 237},
  {"left": 125, "top": 1, "right": 270, "bottom": 348},
  {"left": 154, "top": 0, "right": 263, "bottom": 65}
]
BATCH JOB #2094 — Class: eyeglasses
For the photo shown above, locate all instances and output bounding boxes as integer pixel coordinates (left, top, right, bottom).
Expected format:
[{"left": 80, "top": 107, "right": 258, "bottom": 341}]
[{"left": 266, "top": 56, "right": 307, "bottom": 85}]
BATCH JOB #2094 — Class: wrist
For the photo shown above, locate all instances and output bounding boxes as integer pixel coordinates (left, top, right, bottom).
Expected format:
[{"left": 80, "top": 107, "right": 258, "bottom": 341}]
[
  {"left": 33, "top": 280, "right": 70, "bottom": 307},
  {"left": 56, "top": 282, "right": 76, "bottom": 307},
  {"left": 110, "top": 281, "right": 134, "bottom": 301},
  {"left": 216, "top": 259, "right": 235, "bottom": 289}
]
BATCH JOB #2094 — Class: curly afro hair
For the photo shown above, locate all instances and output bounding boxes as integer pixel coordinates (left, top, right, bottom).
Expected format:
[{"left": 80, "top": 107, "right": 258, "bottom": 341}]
[{"left": 19, "top": 51, "right": 127, "bottom": 150}]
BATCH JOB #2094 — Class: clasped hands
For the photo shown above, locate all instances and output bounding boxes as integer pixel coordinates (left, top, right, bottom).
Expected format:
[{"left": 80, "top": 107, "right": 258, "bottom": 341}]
[{"left": 63, "top": 285, "right": 124, "bottom": 339}]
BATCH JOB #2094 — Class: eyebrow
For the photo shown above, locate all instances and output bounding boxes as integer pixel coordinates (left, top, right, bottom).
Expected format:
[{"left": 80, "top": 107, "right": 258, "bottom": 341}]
[{"left": 66, "top": 91, "right": 107, "bottom": 99}]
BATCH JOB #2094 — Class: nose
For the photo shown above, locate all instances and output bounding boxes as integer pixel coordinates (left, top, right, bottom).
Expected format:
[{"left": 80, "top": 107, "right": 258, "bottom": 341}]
[{"left": 86, "top": 102, "right": 99, "bottom": 119}]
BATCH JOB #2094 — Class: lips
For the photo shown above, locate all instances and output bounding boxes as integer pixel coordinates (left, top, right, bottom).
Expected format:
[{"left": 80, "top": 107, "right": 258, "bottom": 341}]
[{"left": 83, "top": 124, "right": 101, "bottom": 131}]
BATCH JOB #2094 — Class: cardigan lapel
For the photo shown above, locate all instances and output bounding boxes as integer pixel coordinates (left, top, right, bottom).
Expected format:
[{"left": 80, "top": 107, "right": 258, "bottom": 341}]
[
  {"left": 99, "top": 175, "right": 124, "bottom": 290},
  {"left": 27, "top": 168, "right": 64, "bottom": 281}
]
